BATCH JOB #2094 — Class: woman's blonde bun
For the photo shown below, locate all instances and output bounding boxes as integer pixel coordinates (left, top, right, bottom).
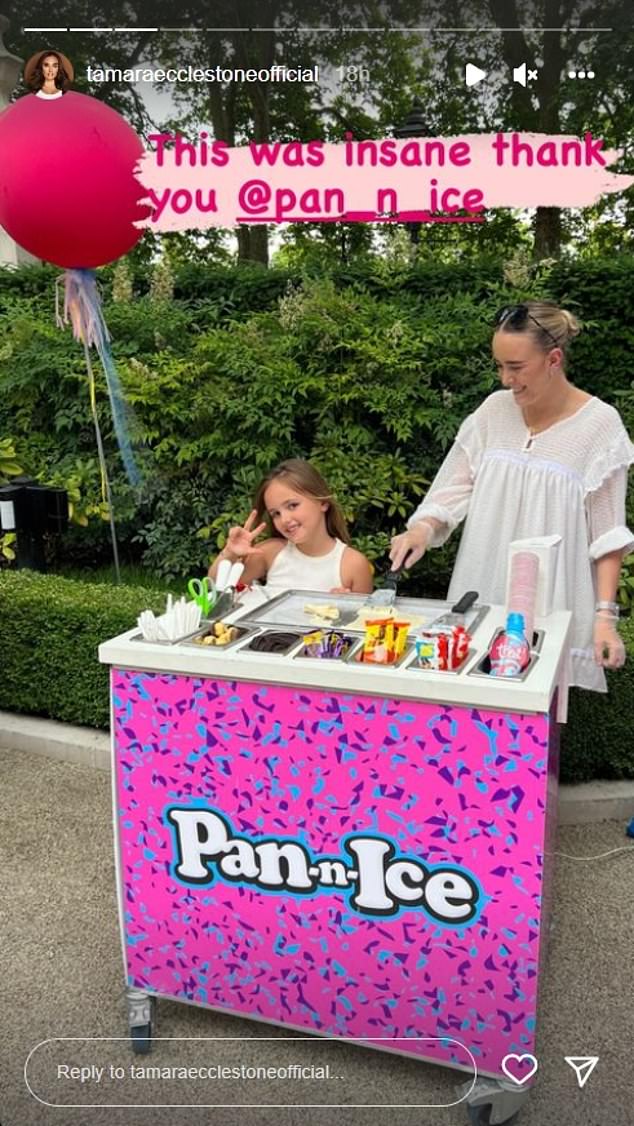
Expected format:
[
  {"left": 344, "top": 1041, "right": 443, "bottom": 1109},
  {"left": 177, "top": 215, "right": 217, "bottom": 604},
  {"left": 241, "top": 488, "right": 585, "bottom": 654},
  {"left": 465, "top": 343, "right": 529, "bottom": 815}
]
[{"left": 558, "top": 308, "right": 582, "bottom": 341}]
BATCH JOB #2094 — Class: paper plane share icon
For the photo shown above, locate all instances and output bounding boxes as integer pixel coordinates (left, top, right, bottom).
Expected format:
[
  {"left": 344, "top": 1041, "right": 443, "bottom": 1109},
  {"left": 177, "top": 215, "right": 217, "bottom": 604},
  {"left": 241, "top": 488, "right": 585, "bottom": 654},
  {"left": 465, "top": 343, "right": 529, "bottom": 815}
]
[{"left": 564, "top": 1056, "right": 599, "bottom": 1088}]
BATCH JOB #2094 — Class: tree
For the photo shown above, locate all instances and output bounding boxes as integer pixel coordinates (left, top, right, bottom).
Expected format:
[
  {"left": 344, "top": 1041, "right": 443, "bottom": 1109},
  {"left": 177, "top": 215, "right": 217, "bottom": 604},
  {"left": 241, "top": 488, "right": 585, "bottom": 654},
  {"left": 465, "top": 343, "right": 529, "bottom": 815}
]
[
  {"left": 152, "top": 0, "right": 437, "bottom": 264},
  {"left": 407, "top": 0, "right": 634, "bottom": 257}
]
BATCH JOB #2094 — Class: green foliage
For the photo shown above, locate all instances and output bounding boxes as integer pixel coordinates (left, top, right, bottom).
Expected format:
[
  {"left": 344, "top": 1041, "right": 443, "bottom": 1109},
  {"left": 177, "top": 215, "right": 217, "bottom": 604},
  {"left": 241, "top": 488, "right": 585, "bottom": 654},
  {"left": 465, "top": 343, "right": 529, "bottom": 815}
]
[
  {"left": 111, "top": 260, "right": 133, "bottom": 305},
  {"left": 45, "top": 458, "right": 111, "bottom": 528},
  {"left": 1, "top": 532, "right": 16, "bottom": 562},
  {"left": 57, "top": 562, "right": 187, "bottom": 593},
  {"left": 0, "top": 437, "right": 23, "bottom": 565},
  {"left": 0, "top": 571, "right": 165, "bottom": 729},
  {"left": 0, "top": 436, "right": 23, "bottom": 482},
  {"left": 150, "top": 256, "right": 175, "bottom": 306},
  {"left": 133, "top": 477, "right": 218, "bottom": 582},
  {"left": 545, "top": 258, "right": 634, "bottom": 400},
  {"left": 561, "top": 611, "right": 634, "bottom": 781},
  {"left": 1, "top": 257, "right": 634, "bottom": 593},
  {"left": 618, "top": 554, "right": 634, "bottom": 611}
]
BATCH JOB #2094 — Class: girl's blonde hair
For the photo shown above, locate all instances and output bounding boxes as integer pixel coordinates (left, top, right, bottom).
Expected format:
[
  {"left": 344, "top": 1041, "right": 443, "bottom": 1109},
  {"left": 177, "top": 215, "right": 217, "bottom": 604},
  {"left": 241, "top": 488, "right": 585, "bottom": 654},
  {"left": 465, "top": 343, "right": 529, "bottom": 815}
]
[
  {"left": 254, "top": 459, "right": 351, "bottom": 545},
  {"left": 496, "top": 301, "right": 582, "bottom": 356}
]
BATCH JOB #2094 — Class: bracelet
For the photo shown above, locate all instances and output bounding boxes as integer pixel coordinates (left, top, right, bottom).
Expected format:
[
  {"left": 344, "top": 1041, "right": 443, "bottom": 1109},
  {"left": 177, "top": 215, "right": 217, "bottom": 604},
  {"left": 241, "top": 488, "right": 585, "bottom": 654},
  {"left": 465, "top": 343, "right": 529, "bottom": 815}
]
[
  {"left": 595, "top": 609, "right": 619, "bottom": 621},
  {"left": 596, "top": 600, "right": 619, "bottom": 618}
]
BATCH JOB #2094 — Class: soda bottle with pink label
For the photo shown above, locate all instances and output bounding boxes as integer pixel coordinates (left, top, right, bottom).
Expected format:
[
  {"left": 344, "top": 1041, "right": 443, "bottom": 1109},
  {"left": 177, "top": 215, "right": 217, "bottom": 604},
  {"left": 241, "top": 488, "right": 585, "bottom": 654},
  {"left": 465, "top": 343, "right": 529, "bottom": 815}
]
[{"left": 488, "top": 612, "right": 531, "bottom": 677}]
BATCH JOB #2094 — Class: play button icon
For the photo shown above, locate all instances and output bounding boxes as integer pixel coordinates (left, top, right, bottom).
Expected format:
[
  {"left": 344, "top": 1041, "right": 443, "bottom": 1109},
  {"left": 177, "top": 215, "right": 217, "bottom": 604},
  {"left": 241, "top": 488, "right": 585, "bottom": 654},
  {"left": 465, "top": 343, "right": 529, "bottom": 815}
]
[{"left": 465, "top": 62, "right": 488, "bottom": 87}]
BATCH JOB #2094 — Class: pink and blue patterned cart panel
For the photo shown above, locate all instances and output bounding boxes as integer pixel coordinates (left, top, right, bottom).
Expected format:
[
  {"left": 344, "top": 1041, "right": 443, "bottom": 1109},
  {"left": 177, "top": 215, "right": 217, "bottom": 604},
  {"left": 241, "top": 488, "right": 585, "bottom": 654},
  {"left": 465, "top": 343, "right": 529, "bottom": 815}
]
[{"left": 113, "top": 668, "right": 554, "bottom": 1075}]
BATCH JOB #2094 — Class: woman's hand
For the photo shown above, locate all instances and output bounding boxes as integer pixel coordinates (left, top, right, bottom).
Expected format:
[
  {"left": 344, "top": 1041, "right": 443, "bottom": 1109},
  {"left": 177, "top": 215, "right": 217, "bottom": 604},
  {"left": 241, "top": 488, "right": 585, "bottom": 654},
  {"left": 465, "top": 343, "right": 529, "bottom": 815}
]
[
  {"left": 593, "top": 615, "right": 626, "bottom": 669},
  {"left": 225, "top": 509, "right": 267, "bottom": 560},
  {"left": 389, "top": 522, "right": 433, "bottom": 571}
]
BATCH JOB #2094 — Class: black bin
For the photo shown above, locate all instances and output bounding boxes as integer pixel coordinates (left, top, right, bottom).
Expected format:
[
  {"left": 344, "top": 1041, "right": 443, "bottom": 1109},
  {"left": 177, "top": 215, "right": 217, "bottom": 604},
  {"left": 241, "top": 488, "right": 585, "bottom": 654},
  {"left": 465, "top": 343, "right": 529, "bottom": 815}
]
[{"left": 0, "top": 477, "right": 69, "bottom": 570}]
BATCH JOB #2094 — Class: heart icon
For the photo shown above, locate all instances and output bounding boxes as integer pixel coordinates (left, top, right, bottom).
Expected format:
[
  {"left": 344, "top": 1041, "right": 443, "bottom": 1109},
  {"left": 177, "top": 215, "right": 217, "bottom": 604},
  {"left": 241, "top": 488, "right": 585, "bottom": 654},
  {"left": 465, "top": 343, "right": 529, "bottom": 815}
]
[{"left": 501, "top": 1053, "right": 539, "bottom": 1085}]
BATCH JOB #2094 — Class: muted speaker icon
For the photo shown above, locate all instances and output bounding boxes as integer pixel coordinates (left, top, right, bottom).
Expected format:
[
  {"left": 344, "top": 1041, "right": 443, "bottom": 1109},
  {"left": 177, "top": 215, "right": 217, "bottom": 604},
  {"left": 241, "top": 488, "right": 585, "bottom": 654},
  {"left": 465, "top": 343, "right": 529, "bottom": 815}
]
[{"left": 513, "top": 62, "right": 538, "bottom": 85}]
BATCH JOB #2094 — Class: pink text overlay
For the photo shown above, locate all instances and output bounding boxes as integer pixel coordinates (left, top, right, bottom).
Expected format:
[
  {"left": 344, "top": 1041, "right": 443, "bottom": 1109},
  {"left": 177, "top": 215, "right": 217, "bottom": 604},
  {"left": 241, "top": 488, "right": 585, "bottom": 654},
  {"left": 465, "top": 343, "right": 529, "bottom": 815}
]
[{"left": 135, "top": 132, "right": 634, "bottom": 231}]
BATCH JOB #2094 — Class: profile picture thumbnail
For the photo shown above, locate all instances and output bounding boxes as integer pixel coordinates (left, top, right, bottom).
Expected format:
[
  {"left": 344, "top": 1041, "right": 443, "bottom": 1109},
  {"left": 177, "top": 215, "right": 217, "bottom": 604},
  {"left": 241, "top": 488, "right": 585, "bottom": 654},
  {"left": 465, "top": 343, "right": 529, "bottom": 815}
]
[{"left": 23, "top": 49, "right": 74, "bottom": 99}]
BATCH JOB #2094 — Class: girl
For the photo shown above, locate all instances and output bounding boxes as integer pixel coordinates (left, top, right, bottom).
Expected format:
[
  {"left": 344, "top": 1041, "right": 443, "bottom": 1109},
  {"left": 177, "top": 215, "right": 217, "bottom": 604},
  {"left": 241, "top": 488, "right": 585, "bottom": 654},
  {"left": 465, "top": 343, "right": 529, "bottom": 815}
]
[{"left": 209, "top": 459, "right": 373, "bottom": 594}]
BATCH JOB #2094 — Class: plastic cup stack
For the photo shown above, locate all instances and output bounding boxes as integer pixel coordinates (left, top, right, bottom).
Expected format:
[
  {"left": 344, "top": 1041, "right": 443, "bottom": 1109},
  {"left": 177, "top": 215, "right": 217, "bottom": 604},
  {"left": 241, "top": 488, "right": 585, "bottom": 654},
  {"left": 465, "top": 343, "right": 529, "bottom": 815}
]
[{"left": 507, "top": 551, "right": 539, "bottom": 644}]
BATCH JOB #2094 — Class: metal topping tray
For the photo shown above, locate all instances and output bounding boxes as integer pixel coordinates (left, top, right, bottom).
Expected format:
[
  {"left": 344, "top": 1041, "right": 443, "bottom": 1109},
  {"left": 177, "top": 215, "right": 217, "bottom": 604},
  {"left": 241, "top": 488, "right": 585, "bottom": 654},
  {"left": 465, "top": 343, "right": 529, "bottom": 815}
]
[
  {"left": 347, "top": 642, "right": 414, "bottom": 670},
  {"left": 237, "top": 589, "right": 488, "bottom": 635},
  {"left": 406, "top": 647, "right": 475, "bottom": 675},
  {"left": 294, "top": 634, "right": 360, "bottom": 662},
  {"left": 181, "top": 623, "right": 256, "bottom": 652},
  {"left": 130, "top": 628, "right": 203, "bottom": 647},
  {"left": 243, "top": 630, "right": 305, "bottom": 657},
  {"left": 467, "top": 628, "right": 544, "bottom": 682}
]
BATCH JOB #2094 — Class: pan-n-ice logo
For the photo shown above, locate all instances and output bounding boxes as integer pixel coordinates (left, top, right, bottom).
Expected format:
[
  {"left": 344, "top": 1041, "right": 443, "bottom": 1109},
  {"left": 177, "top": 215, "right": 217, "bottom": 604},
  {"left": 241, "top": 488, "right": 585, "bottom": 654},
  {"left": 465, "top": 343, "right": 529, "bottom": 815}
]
[{"left": 166, "top": 807, "right": 481, "bottom": 925}]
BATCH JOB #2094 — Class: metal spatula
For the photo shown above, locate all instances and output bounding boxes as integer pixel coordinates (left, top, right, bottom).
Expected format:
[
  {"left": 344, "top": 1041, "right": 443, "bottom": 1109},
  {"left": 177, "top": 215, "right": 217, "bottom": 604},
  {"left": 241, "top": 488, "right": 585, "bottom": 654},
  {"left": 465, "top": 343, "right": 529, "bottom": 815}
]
[
  {"left": 366, "top": 565, "right": 405, "bottom": 610},
  {"left": 430, "top": 590, "right": 479, "bottom": 628}
]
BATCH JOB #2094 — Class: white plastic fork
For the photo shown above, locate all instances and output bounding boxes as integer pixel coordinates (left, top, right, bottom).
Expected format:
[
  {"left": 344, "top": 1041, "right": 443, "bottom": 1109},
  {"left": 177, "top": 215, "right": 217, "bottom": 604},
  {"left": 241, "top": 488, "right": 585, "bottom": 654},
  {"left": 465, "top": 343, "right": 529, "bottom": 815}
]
[{"left": 216, "top": 557, "right": 233, "bottom": 592}]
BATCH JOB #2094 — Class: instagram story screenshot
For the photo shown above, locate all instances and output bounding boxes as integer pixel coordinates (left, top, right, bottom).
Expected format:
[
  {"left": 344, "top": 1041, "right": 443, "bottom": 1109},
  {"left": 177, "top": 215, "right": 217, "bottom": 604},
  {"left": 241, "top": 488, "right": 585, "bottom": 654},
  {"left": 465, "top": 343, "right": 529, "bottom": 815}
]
[{"left": 0, "top": 2, "right": 634, "bottom": 1125}]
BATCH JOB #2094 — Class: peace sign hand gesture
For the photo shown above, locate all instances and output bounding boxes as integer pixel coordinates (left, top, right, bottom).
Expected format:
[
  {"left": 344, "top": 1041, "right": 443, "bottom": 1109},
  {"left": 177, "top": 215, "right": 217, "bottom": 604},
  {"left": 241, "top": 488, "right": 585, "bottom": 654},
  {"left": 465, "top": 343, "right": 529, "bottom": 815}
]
[{"left": 225, "top": 509, "right": 268, "bottom": 559}]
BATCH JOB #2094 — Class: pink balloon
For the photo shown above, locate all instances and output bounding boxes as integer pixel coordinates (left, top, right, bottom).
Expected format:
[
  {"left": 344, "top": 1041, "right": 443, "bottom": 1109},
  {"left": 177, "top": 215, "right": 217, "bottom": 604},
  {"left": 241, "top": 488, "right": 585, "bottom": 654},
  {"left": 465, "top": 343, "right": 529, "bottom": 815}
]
[{"left": 0, "top": 91, "right": 149, "bottom": 267}]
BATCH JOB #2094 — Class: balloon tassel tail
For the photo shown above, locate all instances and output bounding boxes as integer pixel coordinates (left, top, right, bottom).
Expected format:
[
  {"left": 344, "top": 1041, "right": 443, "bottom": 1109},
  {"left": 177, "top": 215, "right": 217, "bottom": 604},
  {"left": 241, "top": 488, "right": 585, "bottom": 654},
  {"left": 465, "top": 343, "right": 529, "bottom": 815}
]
[{"left": 57, "top": 268, "right": 141, "bottom": 488}]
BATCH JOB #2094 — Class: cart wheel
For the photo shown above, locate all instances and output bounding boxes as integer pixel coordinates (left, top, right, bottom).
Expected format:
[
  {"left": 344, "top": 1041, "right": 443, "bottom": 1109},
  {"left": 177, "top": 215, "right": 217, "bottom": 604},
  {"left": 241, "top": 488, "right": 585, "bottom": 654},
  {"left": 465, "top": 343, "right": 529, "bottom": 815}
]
[
  {"left": 467, "top": 1105, "right": 520, "bottom": 1125},
  {"left": 131, "top": 1023, "right": 152, "bottom": 1055},
  {"left": 127, "top": 989, "right": 155, "bottom": 1054}
]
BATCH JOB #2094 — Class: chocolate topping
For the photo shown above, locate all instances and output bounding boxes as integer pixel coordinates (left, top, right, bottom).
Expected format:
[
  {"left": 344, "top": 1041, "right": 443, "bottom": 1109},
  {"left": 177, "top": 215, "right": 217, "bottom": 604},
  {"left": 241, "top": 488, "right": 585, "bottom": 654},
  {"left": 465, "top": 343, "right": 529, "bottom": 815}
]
[{"left": 248, "top": 632, "right": 301, "bottom": 654}]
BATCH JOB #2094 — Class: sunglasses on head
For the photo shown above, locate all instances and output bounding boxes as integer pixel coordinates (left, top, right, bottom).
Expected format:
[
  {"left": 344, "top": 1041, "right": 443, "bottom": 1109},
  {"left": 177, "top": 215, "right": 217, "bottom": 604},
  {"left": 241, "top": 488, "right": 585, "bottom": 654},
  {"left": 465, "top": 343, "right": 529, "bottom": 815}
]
[{"left": 494, "top": 304, "right": 560, "bottom": 350}]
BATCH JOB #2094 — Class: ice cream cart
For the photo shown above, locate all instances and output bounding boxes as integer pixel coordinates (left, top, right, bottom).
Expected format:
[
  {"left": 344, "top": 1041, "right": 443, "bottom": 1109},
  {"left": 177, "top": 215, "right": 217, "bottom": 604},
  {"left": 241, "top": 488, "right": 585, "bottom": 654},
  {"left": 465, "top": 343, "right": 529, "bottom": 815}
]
[{"left": 99, "top": 591, "right": 571, "bottom": 1124}]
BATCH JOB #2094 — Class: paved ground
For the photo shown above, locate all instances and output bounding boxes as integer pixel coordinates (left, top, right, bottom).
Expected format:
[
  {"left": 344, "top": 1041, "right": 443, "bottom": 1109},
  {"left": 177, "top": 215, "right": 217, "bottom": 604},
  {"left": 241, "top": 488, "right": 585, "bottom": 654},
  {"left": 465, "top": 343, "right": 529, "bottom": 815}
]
[{"left": 1, "top": 747, "right": 633, "bottom": 1126}]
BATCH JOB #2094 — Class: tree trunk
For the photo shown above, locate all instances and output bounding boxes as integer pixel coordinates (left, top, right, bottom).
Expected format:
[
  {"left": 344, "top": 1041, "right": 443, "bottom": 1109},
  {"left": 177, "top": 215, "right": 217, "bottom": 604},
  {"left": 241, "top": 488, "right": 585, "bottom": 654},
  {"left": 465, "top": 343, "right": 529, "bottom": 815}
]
[
  {"left": 232, "top": 21, "right": 276, "bottom": 266},
  {"left": 533, "top": 207, "right": 562, "bottom": 258},
  {"left": 531, "top": 1, "right": 570, "bottom": 259},
  {"left": 488, "top": 0, "right": 568, "bottom": 260},
  {"left": 236, "top": 225, "right": 269, "bottom": 265},
  {"left": 205, "top": 34, "right": 270, "bottom": 266}
]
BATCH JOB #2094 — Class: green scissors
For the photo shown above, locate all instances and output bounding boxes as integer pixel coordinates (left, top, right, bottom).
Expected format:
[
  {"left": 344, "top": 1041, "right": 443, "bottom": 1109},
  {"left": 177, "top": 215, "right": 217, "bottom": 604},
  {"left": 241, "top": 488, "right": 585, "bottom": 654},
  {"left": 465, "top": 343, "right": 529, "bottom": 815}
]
[{"left": 187, "top": 576, "right": 217, "bottom": 617}]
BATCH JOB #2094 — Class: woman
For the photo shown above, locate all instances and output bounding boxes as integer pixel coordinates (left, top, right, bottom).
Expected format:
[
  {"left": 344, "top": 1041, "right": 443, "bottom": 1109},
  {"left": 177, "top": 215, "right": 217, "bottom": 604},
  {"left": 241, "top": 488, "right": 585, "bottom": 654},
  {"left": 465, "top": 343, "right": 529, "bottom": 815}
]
[
  {"left": 24, "top": 50, "right": 73, "bottom": 99},
  {"left": 390, "top": 301, "right": 634, "bottom": 690}
]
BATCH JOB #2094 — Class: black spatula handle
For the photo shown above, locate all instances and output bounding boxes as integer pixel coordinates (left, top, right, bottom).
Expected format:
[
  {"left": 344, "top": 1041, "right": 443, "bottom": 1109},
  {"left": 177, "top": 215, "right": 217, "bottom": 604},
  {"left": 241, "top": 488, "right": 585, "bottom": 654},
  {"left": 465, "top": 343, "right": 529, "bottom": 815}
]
[
  {"left": 451, "top": 590, "right": 479, "bottom": 614},
  {"left": 385, "top": 564, "right": 405, "bottom": 588}
]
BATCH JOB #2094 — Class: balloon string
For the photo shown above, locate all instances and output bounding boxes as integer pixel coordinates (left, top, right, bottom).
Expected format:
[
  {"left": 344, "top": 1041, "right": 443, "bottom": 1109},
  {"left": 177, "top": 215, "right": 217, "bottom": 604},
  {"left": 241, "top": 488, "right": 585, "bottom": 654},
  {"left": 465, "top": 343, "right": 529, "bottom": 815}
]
[
  {"left": 87, "top": 353, "right": 108, "bottom": 505},
  {"left": 82, "top": 334, "right": 121, "bottom": 585}
]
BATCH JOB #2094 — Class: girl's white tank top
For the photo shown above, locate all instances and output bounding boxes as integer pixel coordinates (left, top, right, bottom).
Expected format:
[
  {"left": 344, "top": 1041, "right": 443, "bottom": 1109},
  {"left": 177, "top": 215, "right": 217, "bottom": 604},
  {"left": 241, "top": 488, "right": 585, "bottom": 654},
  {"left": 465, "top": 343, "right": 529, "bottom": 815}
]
[{"left": 265, "top": 538, "right": 346, "bottom": 594}]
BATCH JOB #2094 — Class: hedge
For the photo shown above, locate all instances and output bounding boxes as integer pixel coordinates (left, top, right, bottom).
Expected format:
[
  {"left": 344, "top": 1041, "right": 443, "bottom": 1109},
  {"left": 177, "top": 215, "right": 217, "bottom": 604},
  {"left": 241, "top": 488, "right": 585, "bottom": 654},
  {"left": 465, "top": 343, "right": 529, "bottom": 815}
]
[
  {"left": 0, "top": 258, "right": 509, "bottom": 310},
  {"left": 1, "top": 571, "right": 633, "bottom": 784},
  {"left": 0, "top": 571, "right": 164, "bottom": 728}
]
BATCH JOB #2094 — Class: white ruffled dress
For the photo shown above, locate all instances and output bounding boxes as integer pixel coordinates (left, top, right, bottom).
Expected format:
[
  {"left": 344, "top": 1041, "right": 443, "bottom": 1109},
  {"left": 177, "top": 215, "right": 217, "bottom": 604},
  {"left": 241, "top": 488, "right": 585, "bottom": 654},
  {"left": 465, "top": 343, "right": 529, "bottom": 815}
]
[{"left": 408, "top": 390, "right": 634, "bottom": 694}]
